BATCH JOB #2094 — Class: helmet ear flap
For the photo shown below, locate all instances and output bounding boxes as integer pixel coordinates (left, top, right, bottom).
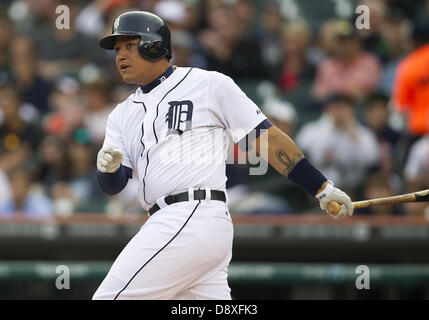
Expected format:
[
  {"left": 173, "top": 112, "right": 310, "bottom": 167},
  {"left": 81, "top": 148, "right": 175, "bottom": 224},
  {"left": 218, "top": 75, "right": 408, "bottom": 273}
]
[{"left": 138, "top": 38, "right": 168, "bottom": 61}]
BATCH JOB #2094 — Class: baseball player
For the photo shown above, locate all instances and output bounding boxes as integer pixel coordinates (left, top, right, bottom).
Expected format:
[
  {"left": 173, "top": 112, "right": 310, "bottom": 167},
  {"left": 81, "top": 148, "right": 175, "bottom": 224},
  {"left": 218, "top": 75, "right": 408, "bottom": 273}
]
[{"left": 93, "top": 11, "right": 353, "bottom": 300}]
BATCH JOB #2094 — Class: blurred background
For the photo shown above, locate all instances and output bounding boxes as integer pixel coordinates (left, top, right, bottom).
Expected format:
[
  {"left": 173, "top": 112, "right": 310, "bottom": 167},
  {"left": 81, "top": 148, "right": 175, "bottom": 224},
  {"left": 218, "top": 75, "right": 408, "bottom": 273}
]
[{"left": 1, "top": 0, "right": 429, "bottom": 299}]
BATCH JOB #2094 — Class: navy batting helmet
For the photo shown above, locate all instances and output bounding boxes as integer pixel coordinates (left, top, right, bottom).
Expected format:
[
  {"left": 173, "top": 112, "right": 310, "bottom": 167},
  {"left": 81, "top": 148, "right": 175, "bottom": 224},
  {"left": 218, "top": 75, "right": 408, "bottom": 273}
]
[{"left": 99, "top": 11, "right": 172, "bottom": 61}]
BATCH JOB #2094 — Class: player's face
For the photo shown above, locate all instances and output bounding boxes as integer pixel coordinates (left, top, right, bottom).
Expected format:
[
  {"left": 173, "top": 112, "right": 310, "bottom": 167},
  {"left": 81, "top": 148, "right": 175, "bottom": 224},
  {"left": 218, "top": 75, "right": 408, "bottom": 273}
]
[{"left": 114, "top": 36, "right": 152, "bottom": 84}]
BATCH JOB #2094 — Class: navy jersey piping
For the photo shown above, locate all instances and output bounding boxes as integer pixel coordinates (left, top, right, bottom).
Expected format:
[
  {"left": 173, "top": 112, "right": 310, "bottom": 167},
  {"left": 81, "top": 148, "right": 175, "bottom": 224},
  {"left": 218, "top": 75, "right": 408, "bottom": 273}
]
[
  {"left": 133, "top": 101, "right": 147, "bottom": 157},
  {"left": 141, "top": 68, "right": 194, "bottom": 205},
  {"left": 113, "top": 200, "right": 201, "bottom": 300},
  {"left": 152, "top": 68, "right": 194, "bottom": 144}
]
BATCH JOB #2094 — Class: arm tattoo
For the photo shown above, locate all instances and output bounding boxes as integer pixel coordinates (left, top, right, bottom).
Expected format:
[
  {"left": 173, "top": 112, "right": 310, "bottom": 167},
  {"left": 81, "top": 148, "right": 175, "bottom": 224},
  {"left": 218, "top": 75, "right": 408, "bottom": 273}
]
[{"left": 276, "top": 150, "right": 303, "bottom": 176}]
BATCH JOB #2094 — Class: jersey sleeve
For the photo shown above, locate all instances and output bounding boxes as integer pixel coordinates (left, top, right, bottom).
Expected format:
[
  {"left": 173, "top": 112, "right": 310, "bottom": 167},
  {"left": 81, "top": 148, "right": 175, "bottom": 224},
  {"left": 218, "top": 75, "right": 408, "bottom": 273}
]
[
  {"left": 103, "top": 105, "right": 134, "bottom": 169},
  {"left": 208, "top": 72, "right": 267, "bottom": 144}
]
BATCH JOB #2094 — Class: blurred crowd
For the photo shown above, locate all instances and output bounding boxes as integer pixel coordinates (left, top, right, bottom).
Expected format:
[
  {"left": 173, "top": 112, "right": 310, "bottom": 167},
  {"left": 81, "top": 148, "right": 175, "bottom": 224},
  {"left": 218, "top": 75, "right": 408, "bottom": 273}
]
[{"left": 0, "top": 0, "right": 429, "bottom": 217}]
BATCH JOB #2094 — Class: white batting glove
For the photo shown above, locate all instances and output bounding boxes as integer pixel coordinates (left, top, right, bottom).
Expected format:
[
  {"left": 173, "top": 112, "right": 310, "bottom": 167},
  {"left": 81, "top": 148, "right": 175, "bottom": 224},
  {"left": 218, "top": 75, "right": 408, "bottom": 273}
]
[
  {"left": 97, "top": 146, "right": 123, "bottom": 173},
  {"left": 315, "top": 180, "right": 354, "bottom": 218}
]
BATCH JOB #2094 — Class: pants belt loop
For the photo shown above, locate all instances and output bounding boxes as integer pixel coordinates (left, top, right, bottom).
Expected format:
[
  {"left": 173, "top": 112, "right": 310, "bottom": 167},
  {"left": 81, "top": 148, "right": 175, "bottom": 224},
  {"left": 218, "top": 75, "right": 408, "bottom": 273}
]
[
  {"left": 155, "top": 196, "right": 168, "bottom": 210},
  {"left": 188, "top": 187, "right": 194, "bottom": 202},
  {"left": 205, "top": 187, "right": 211, "bottom": 201}
]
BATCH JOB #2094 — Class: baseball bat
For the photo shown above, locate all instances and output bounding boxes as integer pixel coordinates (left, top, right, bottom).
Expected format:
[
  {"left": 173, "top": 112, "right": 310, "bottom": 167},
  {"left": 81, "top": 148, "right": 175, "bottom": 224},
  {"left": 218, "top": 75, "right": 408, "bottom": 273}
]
[{"left": 327, "top": 189, "right": 429, "bottom": 215}]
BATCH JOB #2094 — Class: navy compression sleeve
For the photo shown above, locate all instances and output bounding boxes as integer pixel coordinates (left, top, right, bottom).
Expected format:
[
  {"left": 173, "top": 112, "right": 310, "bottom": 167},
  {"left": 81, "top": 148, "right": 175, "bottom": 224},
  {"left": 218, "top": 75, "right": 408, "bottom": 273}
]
[
  {"left": 97, "top": 165, "right": 133, "bottom": 196},
  {"left": 288, "top": 158, "right": 327, "bottom": 196}
]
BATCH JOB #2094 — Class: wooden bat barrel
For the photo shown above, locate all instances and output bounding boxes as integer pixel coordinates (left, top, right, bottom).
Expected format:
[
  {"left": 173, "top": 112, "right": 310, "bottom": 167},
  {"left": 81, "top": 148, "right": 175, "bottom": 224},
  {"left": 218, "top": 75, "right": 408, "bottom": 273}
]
[{"left": 327, "top": 190, "right": 429, "bottom": 216}]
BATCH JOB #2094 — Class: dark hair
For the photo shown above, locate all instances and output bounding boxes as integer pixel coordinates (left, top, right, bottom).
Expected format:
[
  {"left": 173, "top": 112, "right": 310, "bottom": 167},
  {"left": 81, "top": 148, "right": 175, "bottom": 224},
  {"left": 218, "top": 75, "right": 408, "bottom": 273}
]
[
  {"left": 412, "top": 23, "right": 429, "bottom": 44},
  {"left": 323, "top": 93, "right": 355, "bottom": 106},
  {"left": 365, "top": 91, "right": 389, "bottom": 106},
  {"left": 365, "top": 171, "right": 392, "bottom": 191}
]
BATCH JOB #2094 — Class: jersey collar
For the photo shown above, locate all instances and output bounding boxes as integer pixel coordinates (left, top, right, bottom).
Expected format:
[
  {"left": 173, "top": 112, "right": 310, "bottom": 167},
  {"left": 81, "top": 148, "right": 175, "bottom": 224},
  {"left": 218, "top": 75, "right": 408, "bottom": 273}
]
[{"left": 139, "top": 65, "right": 174, "bottom": 94}]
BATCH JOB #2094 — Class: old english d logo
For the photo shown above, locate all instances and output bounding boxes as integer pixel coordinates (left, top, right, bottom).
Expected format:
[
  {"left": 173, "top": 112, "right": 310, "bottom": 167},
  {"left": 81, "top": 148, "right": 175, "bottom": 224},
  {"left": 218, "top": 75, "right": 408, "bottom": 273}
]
[
  {"left": 165, "top": 100, "right": 193, "bottom": 136},
  {"left": 113, "top": 17, "right": 120, "bottom": 33}
]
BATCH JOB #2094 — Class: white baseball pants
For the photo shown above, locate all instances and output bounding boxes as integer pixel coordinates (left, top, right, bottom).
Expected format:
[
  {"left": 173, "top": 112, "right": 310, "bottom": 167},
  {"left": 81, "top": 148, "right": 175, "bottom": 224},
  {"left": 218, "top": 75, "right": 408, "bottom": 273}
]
[{"left": 93, "top": 199, "right": 233, "bottom": 300}]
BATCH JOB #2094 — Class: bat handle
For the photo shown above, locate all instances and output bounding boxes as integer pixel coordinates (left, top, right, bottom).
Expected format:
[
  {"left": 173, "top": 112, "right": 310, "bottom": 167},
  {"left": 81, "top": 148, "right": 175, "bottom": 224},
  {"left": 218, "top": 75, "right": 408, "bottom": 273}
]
[{"left": 327, "top": 201, "right": 341, "bottom": 215}]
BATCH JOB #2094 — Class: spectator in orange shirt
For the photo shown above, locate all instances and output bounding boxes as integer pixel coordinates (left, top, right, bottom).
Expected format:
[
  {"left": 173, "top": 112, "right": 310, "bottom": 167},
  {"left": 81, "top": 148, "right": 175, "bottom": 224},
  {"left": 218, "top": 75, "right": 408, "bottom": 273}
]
[
  {"left": 392, "top": 23, "right": 429, "bottom": 137},
  {"left": 312, "top": 20, "right": 381, "bottom": 102}
]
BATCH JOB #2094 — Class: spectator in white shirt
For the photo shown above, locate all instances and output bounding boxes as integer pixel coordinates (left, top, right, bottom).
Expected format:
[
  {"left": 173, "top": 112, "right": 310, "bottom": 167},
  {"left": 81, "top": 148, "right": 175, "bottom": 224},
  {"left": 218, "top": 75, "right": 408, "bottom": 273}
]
[
  {"left": 296, "top": 94, "right": 379, "bottom": 194},
  {"left": 403, "top": 135, "right": 429, "bottom": 215},
  {"left": 0, "top": 167, "right": 53, "bottom": 217}
]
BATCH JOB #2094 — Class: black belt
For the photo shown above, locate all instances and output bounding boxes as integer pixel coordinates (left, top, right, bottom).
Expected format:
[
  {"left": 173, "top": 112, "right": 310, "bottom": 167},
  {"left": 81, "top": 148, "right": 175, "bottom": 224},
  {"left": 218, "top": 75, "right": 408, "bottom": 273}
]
[{"left": 148, "top": 189, "right": 226, "bottom": 216}]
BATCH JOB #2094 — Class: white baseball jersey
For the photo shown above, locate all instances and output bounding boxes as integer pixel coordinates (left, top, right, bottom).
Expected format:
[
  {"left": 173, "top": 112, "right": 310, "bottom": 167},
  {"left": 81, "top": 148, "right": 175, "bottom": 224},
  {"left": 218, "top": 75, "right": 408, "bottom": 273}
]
[
  {"left": 95, "top": 66, "right": 268, "bottom": 300},
  {"left": 296, "top": 115, "right": 379, "bottom": 188},
  {"left": 103, "top": 67, "right": 267, "bottom": 209}
]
